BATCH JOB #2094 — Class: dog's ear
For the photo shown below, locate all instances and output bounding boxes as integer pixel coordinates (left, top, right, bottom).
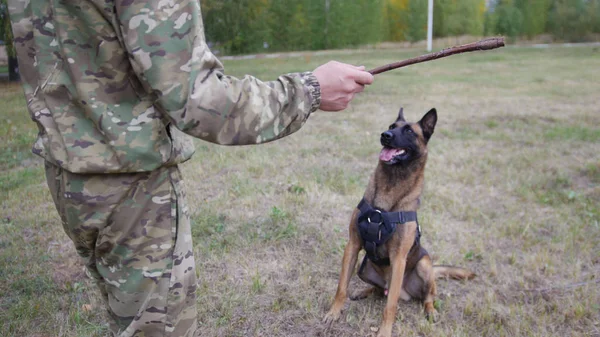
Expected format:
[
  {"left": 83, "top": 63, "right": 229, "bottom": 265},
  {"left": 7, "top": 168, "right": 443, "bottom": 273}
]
[
  {"left": 396, "top": 107, "right": 406, "bottom": 122},
  {"left": 418, "top": 108, "right": 437, "bottom": 142}
]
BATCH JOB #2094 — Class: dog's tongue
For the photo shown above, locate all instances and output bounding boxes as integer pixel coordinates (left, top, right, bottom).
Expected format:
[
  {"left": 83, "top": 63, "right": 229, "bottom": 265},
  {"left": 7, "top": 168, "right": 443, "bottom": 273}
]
[{"left": 380, "top": 147, "right": 403, "bottom": 161}]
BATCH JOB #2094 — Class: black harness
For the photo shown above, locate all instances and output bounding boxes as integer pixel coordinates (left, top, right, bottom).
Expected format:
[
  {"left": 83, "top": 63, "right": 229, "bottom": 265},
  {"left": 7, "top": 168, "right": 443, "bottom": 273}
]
[{"left": 356, "top": 198, "right": 421, "bottom": 266}]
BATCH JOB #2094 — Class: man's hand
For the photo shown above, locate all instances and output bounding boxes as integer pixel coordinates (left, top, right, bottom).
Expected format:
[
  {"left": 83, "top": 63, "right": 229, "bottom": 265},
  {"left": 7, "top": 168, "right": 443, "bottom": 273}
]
[{"left": 313, "top": 61, "right": 374, "bottom": 111}]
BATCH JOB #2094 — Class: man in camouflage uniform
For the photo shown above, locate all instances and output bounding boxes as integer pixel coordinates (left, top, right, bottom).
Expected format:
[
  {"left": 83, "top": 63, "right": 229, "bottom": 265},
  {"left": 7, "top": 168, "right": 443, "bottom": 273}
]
[{"left": 7, "top": 0, "right": 373, "bottom": 336}]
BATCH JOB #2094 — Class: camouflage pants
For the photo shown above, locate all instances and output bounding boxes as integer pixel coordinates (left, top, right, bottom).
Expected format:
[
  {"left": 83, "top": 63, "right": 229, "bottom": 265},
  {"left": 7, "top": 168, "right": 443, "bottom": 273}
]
[{"left": 45, "top": 162, "right": 198, "bottom": 337}]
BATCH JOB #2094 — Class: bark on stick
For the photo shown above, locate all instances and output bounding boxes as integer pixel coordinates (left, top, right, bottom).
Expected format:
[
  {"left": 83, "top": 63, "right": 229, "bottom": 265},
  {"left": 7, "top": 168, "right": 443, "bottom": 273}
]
[{"left": 368, "top": 37, "right": 505, "bottom": 75}]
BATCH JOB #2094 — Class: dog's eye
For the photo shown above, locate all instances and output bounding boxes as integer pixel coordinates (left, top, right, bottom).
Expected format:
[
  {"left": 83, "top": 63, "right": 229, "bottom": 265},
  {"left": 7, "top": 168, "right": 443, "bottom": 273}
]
[
  {"left": 388, "top": 124, "right": 395, "bottom": 130},
  {"left": 405, "top": 127, "right": 414, "bottom": 134}
]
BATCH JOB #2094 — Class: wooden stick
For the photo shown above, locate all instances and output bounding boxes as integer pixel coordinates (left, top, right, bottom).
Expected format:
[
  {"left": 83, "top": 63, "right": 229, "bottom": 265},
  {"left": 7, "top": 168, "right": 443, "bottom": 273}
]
[{"left": 368, "top": 37, "right": 506, "bottom": 75}]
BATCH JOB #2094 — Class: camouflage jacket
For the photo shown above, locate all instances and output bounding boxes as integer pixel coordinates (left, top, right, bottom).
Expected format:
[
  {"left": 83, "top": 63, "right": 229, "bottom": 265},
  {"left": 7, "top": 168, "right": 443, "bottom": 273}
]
[{"left": 7, "top": 0, "right": 321, "bottom": 174}]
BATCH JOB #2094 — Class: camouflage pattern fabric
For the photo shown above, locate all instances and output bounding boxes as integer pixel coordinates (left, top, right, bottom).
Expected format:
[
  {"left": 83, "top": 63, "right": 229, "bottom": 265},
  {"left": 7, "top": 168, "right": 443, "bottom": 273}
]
[
  {"left": 7, "top": 0, "right": 321, "bottom": 174},
  {"left": 45, "top": 161, "right": 198, "bottom": 337}
]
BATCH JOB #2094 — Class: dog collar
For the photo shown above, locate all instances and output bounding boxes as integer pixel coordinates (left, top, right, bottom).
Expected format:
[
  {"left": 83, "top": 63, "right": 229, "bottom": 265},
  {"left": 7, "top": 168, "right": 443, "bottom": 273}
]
[{"left": 356, "top": 198, "right": 421, "bottom": 266}]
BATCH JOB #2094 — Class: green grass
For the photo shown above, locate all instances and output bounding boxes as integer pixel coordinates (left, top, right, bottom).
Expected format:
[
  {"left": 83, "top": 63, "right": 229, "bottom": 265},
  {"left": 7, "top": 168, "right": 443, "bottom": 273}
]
[
  {"left": 0, "top": 65, "right": 8, "bottom": 73},
  {"left": 1, "top": 45, "right": 600, "bottom": 337},
  {"left": 543, "top": 126, "right": 600, "bottom": 142},
  {"left": 0, "top": 84, "right": 37, "bottom": 171}
]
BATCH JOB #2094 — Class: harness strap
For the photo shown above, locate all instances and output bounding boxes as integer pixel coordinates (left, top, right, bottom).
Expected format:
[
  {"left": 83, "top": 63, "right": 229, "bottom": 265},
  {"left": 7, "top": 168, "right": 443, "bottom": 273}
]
[
  {"left": 356, "top": 198, "right": 420, "bottom": 266},
  {"left": 358, "top": 199, "right": 418, "bottom": 224}
]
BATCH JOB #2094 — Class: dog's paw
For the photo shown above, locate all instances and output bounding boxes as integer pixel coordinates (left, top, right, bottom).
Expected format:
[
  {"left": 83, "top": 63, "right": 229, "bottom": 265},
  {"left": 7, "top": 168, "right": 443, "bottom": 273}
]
[
  {"left": 323, "top": 309, "right": 341, "bottom": 325},
  {"left": 425, "top": 308, "right": 439, "bottom": 323},
  {"left": 376, "top": 329, "right": 391, "bottom": 337}
]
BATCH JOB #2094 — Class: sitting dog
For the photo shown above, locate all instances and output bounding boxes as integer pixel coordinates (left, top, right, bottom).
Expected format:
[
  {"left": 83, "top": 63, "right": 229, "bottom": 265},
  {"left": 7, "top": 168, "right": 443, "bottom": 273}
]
[{"left": 323, "top": 108, "right": 475, "bottom": 337}]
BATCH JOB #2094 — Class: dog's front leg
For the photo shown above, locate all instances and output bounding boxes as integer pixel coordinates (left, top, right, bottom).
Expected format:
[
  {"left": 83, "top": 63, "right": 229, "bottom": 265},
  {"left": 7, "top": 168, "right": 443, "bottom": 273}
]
[
  {"left": 323, "top": 237, "right": 361, "bottom": 324},
  {"left": 376, "top": 255, "right": 407, "bottom": 337},
  {"left": 324, "top": 211, "right": 361, "bottom": 324},
  {"left": 377, "top": 228, "right": 416, "bottom": 337}
]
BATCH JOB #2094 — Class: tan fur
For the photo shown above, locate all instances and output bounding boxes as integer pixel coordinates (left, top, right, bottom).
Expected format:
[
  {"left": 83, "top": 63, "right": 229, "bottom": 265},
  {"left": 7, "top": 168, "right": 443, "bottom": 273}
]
[
  {"left": 323, "top": 110, "right": 474, "bottom": 337},
  {"left": 433, "top": 265, "right": 476, "bottom": 280}
]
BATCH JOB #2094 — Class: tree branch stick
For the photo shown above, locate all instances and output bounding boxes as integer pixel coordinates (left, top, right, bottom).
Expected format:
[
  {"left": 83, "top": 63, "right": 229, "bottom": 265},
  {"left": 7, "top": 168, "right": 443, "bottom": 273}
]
[{"left": 368, "top": 37, "right": 506, "bottom": 75}]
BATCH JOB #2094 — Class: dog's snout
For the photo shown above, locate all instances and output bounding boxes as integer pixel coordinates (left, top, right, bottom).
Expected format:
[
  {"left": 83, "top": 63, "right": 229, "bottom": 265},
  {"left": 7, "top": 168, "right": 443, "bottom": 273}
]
[{"left": 381, "top": 131, "right": 394, "bottom": 143}]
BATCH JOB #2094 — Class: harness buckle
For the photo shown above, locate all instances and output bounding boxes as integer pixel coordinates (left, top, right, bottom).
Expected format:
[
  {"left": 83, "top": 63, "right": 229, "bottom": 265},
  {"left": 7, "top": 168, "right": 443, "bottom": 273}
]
[{"left": 367, "top": 209, "right": 383, "bottom": 224}]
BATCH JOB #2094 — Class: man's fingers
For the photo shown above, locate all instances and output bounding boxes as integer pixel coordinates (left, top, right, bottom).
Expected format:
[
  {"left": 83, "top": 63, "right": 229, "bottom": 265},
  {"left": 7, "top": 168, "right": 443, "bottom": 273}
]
[
  {"left": 313, "top": 60, "right": 373, "bottom": 112},
  {"left": 351, "top": 68, "right": 374, "bottom": 85},
  {"left": 344, "top": 82, "right": 365, "bottom": 94}
]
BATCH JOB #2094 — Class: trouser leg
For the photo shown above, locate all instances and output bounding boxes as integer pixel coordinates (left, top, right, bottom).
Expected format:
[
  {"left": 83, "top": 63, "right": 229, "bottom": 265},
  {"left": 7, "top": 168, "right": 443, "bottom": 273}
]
[{"left": 44, "top": 162, "right": 198, "bottom": 337}]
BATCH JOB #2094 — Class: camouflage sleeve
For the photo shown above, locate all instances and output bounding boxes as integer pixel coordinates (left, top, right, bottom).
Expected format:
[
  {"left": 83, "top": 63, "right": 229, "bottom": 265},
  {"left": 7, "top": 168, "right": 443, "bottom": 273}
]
[{"left": 115, "top": 0, "right": 321, "bottom": 145}]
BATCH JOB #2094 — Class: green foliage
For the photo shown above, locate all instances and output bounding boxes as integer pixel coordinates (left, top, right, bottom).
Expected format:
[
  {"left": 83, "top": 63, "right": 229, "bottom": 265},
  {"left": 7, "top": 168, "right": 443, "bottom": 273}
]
[
  {"left": 0, "top": 0, "right": 15, "bottom": 57},
  {"left": 494, "top": 0, "right": 524, "bottom": 41},
  {"left": 198, "top": 0, "right": 600, "bottom": 54},
  {"left": 486, "top": 0, "right": 600, "bottom": 42},
  {"left": 434, "top": 0, "right": 486, "bottom": 37},
  {"left": 202, "top": 0, "right": 385, "bottom": 55},
  {"left": 404, "top": 0, "right": 428, "bottom": 42},
  {"left": 483, "top": 10, "right": 495, "bottom": 36},
  {"left": 267, "top": 0, "right": 313, "bottom": 51},
  {"left": 547, "top": 0, "right": 598, "bottom": 42},
  {"left": 202, "top": 0, "right": 271, "bottom": 55},
  {"left": 325, "top": 0, "right": 386, "bottom": 49},
  {"left": 384, "top": 0, "right": 408, "bottom": 42},
  {"left": 515, "top": 0, "right": 552, "bottom": 38},
  {"left": 593, "top": 0, "right": 600, "bottom": 33}
]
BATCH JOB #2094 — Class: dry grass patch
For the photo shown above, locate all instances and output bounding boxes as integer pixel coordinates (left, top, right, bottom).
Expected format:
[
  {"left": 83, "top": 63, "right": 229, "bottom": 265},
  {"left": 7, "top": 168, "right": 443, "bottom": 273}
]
[{"left": 1, "top": 46, "right": 599, "bottom": 336}]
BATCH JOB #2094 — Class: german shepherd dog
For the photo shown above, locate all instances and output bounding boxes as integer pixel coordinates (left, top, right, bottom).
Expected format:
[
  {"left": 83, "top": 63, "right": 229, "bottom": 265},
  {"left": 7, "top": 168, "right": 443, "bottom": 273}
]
[{"left": 323, "top": 108, "right": 475, "bottom": 337}]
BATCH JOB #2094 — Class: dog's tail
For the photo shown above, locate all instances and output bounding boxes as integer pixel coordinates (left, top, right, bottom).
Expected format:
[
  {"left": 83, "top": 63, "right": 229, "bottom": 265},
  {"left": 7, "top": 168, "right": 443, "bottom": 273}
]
[{"left": 433, "top": 265, "right": 476, "bottom": 280}]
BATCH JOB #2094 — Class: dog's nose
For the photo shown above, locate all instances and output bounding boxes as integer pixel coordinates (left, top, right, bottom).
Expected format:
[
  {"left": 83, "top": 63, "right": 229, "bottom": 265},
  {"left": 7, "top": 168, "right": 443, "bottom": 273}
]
[{"left": 381, "top": 131, "right": 394, "bottom": 143}]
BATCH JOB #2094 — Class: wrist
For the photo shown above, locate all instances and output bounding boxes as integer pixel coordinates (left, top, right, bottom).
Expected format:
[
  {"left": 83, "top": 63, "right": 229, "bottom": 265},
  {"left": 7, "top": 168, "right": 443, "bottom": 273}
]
[{"left": 299, "top": 71, "right": 321, "bottom": 113}]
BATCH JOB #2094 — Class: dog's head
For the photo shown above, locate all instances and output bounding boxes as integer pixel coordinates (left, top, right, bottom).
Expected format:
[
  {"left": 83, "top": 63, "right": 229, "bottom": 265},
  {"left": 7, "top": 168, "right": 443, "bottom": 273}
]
[{"left": 379, "top": 107, "right": 437, "bottom": 166}]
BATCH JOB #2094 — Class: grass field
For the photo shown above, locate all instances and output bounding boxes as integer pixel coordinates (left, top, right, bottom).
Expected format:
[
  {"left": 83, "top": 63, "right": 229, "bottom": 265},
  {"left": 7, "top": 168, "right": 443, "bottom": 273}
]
[{"left": 1, "top": 45, "right": 599, "bottom": 337}]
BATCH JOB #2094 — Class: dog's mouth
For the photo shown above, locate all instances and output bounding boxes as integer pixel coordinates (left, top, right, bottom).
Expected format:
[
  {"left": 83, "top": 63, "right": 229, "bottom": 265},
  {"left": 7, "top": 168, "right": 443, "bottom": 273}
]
[{"left": 379, "top": 147, "right": 408, "bottom": 163}]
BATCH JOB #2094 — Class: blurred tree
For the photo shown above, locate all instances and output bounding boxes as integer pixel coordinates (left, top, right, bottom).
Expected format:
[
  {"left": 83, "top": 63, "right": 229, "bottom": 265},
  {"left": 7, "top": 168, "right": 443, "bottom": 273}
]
[
  {"left": 326, "top": 0, "right": 385, "bottom": 49},
  {"left": 385, "top": 0, "right": 409, "bottom": 41},
  {"left": 0, "top": 0, "right": 19, "bottom": 81},
  {"left": 592, "top": 0, "right": 600, "bottom": 33},
  {"left": 203, "top": 0, "right": 384, "bottom": 54},
  {"left": 493, "top": 0, "right": 523, "bottom": 41},
  {"left": 515, "top": 0, "right": 552, "bottom": 38},
  {"left": 200, "top": 0, "right": 600, "bottom": 54},
  {"left": 268, "top": 0, "right": 307, "bottom": 51},
  {"left": 433, "top": 0, "right": 451, "bottom": 37},
  {"left": 202, "top": 0, "right": 270, "bottom": 54},
  {"left": 483, "top": 8, "right": 496, "bottom": 36},
  {"left": 547, "top": 0, "right": 595, "bottom": 41},
  {"left": 457, "top": 0, "right": 486, "bottom": 36},
  {"left": 434, "top": 0, "right": 486, "bottom": 37},
  {"left": 404, "top": 0, "right": 427, "bottom": 42}
]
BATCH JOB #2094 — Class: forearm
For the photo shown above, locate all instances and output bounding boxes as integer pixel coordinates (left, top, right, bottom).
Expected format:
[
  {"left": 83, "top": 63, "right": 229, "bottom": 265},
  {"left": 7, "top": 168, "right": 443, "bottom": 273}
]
[{"left": 172, "top": 55, "right": 321, "bottom": 145}]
